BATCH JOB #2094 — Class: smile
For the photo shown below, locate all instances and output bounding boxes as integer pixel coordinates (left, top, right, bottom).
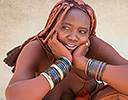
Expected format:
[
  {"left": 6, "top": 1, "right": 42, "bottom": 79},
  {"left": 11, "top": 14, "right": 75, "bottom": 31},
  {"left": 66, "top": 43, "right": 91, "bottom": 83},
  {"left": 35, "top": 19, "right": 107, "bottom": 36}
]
[{"left": 64, "top": 44, "right": 78, "bottom": 51}]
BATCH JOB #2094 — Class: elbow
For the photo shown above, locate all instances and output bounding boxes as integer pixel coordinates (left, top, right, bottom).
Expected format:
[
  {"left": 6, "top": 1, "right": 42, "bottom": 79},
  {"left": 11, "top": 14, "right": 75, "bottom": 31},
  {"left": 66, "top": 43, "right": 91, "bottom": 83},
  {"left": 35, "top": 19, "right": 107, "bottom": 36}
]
[
  {"left": 5, "top": 86, "right": 19, "bottom": 100},
  {"left": 5, "top": 87, "right": 11, "bottom": 100}
]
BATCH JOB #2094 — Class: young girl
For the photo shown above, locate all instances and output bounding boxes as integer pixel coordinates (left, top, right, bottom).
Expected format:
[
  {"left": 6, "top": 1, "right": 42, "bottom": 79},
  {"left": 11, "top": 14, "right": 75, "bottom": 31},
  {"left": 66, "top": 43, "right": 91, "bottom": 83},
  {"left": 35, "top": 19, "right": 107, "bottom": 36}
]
[{"left": 4, "top": 0, "right": 128, "bottom": 100}]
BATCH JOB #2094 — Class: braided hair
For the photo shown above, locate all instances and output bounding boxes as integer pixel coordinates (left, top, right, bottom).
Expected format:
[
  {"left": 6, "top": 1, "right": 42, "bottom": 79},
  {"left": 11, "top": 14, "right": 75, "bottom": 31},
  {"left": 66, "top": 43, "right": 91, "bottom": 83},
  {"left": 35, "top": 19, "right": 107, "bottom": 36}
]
[{"left": 3, "top": 0, "right": 97, "bottom": 72}]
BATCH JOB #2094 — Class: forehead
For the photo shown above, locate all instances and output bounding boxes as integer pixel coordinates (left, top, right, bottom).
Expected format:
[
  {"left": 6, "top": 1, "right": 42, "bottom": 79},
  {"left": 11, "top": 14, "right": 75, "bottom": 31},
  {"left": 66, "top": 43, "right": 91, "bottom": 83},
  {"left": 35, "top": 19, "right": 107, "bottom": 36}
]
[{"left": 61, "top": 8, "right": 90, "bottom": 27}]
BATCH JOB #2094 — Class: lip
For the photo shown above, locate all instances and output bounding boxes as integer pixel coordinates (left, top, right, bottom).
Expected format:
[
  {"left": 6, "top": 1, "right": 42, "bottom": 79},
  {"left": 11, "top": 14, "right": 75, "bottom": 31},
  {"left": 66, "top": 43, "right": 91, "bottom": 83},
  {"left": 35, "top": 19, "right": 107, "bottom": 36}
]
[{"left": 64, "top": 44, "right": 78, "bottom": 51}]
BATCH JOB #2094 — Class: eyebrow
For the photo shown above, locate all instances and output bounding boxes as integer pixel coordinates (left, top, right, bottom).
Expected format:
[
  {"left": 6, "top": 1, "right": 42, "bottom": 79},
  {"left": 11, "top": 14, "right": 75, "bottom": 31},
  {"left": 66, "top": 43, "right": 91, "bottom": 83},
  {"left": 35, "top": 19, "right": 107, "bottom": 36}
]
[
  {"left": 61, "top": 22, "right": 88, "bottom": 30},
  {"left": 61, "top": 22, "right": 73, "bottom": 26}
]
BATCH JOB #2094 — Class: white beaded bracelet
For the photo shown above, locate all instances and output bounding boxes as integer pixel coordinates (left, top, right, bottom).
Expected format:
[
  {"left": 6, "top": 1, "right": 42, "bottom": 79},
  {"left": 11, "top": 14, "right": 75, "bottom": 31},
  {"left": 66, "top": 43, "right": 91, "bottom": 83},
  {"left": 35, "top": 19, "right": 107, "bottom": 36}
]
[
  {"left": 85, "top": 59, "right": 92, "bottom": 75},
  {"left": 50, "top": 64, "right": 64, "bottom": 80},
  {"left": 40, "top": 72, "right": 54, "bottom": 90}
]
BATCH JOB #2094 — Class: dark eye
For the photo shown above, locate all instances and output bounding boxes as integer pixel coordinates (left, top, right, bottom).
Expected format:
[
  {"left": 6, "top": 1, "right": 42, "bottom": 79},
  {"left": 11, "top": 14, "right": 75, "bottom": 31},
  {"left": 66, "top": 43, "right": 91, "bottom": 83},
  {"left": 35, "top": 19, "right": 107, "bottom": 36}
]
[
  {"left": 79, "top": 30, "right": 86, "bottom": 34},
  {"left": 62, "top": 26, "right": 70, "bottom": 30}
]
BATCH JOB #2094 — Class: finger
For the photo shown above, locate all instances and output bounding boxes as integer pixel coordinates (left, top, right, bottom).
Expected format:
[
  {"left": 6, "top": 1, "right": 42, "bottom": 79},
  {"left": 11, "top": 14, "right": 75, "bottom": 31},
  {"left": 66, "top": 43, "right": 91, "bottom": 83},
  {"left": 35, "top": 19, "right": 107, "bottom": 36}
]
[
  {"left": 84, "top": 47, "right": 89, "bottom": 55},
  {"left": 50, "top": 31, "right": 56, "bottom": 39},
  {"left": 87, "top": 39, "right": 90, "bottom": 47},
  {"left": 79, "top": 44, "right": 88, "bottom": 55},
  {"left": 52, "top": 31, "right": 58, "bottom": 41},
  {"left": 83, "top": 41, "right": 90, "bottom": 55},
  {"left": 82, "top": 43, "right": 89, "bottom": 56},
  {"left": 48, "top": 38, "right": 52, "bottom": 48},
  {"left": 85, "top": 39, "right": 90, "bottom": 47}
]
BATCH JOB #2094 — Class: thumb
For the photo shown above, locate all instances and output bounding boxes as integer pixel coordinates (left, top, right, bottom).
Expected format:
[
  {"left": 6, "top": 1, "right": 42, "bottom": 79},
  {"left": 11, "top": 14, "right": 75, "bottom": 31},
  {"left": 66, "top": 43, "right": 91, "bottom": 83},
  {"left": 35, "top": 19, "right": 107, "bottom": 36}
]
[{"left": 52, "top": 31, "right": 58, "bottom": 41}]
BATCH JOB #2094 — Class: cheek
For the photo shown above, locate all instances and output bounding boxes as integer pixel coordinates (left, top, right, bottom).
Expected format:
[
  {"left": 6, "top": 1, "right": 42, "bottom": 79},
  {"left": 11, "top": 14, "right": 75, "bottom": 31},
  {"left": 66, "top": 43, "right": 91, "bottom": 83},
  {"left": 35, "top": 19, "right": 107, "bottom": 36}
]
[
  {"left": 56, "top": 31, "right": 66, "bottom": 42},
  {"left": 56, "top": 28, "right": 67, "bottom": 41},
  {"left": 79, "top": 36, "right": 88, "bottom": 44},
  {"left": 57, "top": 34, "right": 63, "bottom": 41}
]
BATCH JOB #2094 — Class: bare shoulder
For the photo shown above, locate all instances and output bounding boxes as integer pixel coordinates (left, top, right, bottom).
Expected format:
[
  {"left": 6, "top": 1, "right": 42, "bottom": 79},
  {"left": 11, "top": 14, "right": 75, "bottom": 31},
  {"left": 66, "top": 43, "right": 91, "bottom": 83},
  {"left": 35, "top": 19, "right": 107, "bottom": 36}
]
[
  {"left": 9, "top": 40, "right": 47, "bottom": 85},
  {"left": 87, "top": 36, "right": 128, "bottom": 65},
  {"left": 17, "top": 40, "right": 46, "bottom": 69}
]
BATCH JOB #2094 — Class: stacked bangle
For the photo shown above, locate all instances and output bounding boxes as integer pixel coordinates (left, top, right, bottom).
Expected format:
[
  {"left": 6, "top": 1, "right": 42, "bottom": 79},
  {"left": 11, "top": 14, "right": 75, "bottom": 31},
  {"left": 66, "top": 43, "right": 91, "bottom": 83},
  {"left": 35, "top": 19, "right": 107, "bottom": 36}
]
[
  {"left": 40, "top": 56, "right": 72, "bottom": 90},
  {"left": 58, "top": 57, "right": 72, "bottom": 72},
  {"left": 85, "top": 58, "right": 92, "bottom": 75},
  {"left": 40, "top": 72, "right": 54, "bottom": 89},
  {"left": 50, "top": 64, "right": 64, "bottom": 80},
  {"left": 85, "top": 58, "right": 107, "bottom": 81}
]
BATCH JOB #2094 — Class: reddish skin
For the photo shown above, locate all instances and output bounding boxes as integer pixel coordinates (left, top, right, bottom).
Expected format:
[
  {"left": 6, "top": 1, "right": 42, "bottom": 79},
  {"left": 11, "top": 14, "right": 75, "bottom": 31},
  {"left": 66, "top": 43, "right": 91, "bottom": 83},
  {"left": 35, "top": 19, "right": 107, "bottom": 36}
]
[
  {"left": 48, "top": 32, "right": 72, "bottom": 62},
  {"left": 5, "top": 9, "right": 128, "bottom": 100}
]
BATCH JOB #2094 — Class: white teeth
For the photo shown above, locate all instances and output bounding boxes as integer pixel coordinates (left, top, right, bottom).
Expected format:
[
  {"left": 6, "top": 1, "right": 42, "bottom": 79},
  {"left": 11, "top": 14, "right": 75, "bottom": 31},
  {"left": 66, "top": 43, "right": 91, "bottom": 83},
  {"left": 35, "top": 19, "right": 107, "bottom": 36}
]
[
  {"left": 67, "top": 44, "right": 75, "bottom": 47},
  {"left": 65, "top": 44, "right": 77, "bottom": 51}
]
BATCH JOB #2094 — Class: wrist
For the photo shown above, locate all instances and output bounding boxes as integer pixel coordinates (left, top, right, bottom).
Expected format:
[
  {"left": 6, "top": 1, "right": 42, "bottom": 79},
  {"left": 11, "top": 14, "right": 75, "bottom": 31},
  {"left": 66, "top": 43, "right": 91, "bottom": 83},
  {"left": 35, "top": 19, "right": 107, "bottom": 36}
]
[
  {"left": 85, "top": 58, "right": 107, "bottom": 81},
  {"left": 73, "top": 55, "right": 87, "bottom": 71},
  {"left": 63, "top": 56, "right": 72, "bottom": 64},
  {"left": 40, "top": 56, "right": 72, "bottom": 90}
]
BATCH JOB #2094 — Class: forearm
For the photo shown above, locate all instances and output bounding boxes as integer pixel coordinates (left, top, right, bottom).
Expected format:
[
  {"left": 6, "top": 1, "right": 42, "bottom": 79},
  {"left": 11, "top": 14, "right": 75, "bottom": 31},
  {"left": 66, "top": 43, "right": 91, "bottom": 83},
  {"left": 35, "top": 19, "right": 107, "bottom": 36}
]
[
  {"left": 102, "top": 64, "right": 128, "bottom": 95},
  {"left": 82, "top": 58, "right": 128, "bottom": 95},
  {"left": 6, "top": 56, "right": 72, "bottom": 100},
  {"left": 6, "top": 76, "right": 50, "bottom": 100}
]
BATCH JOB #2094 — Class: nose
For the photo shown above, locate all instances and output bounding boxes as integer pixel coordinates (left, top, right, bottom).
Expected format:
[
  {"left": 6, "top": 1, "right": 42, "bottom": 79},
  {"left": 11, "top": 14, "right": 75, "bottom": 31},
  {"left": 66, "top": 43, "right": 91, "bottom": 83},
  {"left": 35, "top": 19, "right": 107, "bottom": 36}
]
[{"left": 67, "top": 34, "right": 78, "bottom": 41}]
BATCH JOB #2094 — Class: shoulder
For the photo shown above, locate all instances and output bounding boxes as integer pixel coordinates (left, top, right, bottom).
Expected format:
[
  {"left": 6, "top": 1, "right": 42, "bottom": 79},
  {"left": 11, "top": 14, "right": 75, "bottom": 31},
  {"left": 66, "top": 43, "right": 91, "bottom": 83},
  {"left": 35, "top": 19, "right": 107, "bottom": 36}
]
[
  {"left": 87, "top": 36, "right": 128, "bottom": 65},
  {"left": 8, "top": 40, "right": 47, "bottom": 85},
  {"left": 22, "top": 40, "right": 46, "bottom": 57},
  {"left": 15, "top": 40, "right": 46, "bottom": 76},
  {"left": 18, "top": 40, "right": 47, "bottom": 68},
  {"left": 23, "top": 40, "right": 45, "bottom": 54},
  {"left": 19, "top": 40, "right": 45, "bottom": 62}
]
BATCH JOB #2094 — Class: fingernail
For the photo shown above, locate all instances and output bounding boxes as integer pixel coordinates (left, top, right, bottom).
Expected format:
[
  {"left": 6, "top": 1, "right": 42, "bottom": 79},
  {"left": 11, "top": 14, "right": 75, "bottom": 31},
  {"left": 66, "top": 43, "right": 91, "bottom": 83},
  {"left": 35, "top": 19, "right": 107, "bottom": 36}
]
[{"left": 85, "top": 42, "right": 88, "bottom": 46}]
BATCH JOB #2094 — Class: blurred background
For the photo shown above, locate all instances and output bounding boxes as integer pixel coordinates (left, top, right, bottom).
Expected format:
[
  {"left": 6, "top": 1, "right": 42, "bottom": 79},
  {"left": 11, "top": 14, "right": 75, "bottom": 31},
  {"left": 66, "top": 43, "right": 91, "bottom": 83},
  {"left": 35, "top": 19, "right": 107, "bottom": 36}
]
[{"left": 0, "top": 0, "right": 128, "bottom": 99}]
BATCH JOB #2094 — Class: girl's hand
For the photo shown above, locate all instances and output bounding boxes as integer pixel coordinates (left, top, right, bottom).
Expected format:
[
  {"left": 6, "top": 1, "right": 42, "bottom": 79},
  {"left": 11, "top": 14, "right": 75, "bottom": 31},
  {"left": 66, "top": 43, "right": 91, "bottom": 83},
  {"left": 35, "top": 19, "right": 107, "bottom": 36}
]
[
  {"left": 48, "top": 32, "right": 72, "bottom": 62},
  {"left": 72, "top": 40, "right": 90, "bottom": 71}
]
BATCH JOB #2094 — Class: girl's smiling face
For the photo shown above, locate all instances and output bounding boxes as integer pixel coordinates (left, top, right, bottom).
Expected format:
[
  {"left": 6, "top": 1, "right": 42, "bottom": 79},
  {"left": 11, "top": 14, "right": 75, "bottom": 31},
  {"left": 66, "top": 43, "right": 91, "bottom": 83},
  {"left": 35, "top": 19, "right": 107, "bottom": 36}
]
[{"left": 56, "top": 9, "right": 90, "bottom": 53}]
